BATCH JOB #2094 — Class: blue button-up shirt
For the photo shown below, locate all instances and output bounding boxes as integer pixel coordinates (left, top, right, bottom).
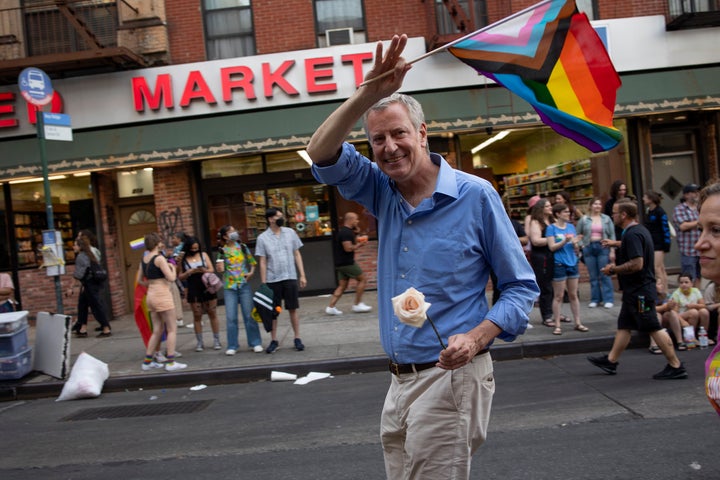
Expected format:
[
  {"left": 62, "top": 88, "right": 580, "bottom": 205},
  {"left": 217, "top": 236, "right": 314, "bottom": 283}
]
[{"left": 312, "top": 143, "right": 538, "bottom": 364}]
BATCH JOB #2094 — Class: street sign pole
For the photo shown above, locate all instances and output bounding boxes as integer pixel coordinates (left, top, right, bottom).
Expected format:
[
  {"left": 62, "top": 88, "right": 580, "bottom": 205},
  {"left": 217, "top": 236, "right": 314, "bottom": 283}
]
[{"left": 35, "top": 107, "right": 64, "bottom": 314}]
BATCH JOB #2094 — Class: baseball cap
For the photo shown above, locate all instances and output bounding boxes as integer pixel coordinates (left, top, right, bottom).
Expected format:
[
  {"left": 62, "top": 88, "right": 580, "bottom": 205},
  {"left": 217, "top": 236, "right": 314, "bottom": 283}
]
[
  {"left": 683, "top": 183, "right": 699, "bottom": 194},
  {"left": 528, "top": 195, "right": 541, "bottom": 208}
]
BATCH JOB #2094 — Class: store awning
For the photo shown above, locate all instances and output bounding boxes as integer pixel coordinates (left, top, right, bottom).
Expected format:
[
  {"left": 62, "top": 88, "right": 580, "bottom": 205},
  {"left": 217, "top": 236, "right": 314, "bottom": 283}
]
[{"left": 1, "top": 64, "right": 719, "bottom": 181}]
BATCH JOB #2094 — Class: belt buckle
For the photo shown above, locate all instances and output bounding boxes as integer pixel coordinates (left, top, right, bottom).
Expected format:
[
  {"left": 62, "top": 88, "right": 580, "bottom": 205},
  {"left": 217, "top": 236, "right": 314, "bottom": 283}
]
[{"left": 389, "top": 362, "right": 401, "bottom": 376}]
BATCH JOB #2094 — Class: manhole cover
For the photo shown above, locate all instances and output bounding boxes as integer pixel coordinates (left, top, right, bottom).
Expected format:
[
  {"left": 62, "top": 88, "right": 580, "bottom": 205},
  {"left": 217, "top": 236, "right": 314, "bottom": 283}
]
[{"left": 60, "top": 400, "right": 213, "bottom": 422}]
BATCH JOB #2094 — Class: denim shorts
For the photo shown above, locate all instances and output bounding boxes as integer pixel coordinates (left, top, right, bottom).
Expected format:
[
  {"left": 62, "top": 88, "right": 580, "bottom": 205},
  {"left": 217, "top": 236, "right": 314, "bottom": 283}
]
[{"left": 553, "top": 263, "right": 579, "bottom": 281}]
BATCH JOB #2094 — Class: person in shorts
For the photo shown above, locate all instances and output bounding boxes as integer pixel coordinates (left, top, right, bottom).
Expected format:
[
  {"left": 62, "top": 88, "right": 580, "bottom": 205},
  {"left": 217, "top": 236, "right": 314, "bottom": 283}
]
[
  {"left": 325, "top": 212, "right": 372, "bottom": 315},
  {"left": 588, "top": 199, "right": 687, "bottom": 379},
  {"left": 255, "top": 208, "right": 307, "bottom": 354}
]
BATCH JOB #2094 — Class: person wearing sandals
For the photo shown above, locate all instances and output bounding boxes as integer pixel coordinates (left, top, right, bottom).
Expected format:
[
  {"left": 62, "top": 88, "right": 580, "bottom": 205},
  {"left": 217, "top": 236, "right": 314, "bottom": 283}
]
[
  {"left": 528, "top": 198, "right": 556, "bottom": 327},
  {"left": 547, "top": 203, "right": 587, "bottom": 335},
  {"left": 216, "top": 225, "right": 261, "bottom": 355},
  {"left": 138, "top": 232, "right": 186, "bottom": 372},
  {"left": 69, "top": 237, "right": 111, "bottom": 338},
  {"left": 178, "top": 236, "right": 221, "bottom": 353}
]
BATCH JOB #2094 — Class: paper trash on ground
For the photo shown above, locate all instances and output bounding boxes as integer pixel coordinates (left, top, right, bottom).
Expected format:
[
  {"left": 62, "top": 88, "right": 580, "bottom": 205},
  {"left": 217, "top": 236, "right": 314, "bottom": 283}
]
[
  {"left": 294, "top": 372, "right": 332, "bottom": 385},
  {"left": 190, "top": 384, "right": 207, "bottom": 391}
]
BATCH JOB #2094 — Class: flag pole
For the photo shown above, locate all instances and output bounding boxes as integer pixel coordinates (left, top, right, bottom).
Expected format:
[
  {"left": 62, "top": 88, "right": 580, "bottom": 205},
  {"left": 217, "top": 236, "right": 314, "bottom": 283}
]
[{"left": 360, "top": 0, "right": 554, "bottom": 87}]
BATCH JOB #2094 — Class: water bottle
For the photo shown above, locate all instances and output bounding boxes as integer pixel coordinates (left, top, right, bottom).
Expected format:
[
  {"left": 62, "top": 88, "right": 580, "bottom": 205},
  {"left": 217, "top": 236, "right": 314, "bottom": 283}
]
[{"left": 699, "top": 327, "right": 709, "bottom": 349}]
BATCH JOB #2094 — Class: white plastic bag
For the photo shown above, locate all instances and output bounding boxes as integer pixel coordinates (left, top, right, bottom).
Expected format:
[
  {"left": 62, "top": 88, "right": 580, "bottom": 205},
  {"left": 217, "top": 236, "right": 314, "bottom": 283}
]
[{"left": 56, "top": 352, "right": 109, "bottom": 401}]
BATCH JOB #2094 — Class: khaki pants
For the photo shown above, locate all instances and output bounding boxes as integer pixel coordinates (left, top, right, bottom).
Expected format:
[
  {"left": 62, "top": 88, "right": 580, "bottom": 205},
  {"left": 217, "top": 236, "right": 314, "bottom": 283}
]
[{"left": 381, "top": 352, "right": 495, "bottom": 480}]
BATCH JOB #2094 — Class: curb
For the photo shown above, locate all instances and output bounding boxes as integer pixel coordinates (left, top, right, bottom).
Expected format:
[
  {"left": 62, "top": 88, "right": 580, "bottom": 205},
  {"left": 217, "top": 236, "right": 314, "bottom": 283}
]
[{"left": 0, "top": 334, "right": 640, "bottom": 402}]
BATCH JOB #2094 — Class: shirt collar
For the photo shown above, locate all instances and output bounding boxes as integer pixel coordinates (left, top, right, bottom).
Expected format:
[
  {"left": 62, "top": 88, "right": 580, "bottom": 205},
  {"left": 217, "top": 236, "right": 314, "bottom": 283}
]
[{"left": 389, "top": 152, "right": 459, "bottom": 201}]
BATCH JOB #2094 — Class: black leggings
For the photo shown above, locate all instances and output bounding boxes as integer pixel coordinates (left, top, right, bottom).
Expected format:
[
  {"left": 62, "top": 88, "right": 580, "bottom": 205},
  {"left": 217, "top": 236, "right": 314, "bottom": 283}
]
[
  {"left": 77, "top": 283, "right": 110, "bottom": 329},
  {"left": 530, "top": 251, "right": 554, "bottom": 321}
]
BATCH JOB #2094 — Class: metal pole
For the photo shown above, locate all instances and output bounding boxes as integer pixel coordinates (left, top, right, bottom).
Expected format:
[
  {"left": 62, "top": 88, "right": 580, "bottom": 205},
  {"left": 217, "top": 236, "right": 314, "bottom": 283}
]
[{"left": 36, "top": 108, "right": 64, "bottom": 314}]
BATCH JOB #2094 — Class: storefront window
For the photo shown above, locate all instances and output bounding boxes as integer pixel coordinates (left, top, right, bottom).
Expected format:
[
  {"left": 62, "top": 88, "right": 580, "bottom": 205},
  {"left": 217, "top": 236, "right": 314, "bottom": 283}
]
[
  {"left": 10, "top": 175, "right": 92, "bottom": 267},
  {"left": 201, "top": 156, "right": 263, "bottom": 178},
  {"left": 265, "top": 151, "right": 309, "bottom": 173},
  {"left": 0, "top": 189, "right": 8, "bottom": 270}
]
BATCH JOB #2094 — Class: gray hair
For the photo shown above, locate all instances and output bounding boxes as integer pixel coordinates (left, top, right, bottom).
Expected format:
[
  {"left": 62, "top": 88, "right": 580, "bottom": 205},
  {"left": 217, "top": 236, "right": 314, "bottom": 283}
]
[{"left": 363, "top": 93, "right": 429, "bottom": 153}]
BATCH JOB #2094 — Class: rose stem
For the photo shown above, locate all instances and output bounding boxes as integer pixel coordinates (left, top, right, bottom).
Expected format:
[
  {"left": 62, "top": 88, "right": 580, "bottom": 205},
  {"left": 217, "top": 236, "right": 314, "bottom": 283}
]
[{"left": 426, "top": 314, "right": 447, "bottom": 349}]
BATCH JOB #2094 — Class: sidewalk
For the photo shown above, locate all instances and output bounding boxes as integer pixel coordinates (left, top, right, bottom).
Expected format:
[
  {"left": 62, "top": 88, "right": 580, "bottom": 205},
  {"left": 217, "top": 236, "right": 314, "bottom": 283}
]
[{"left": 4, "top": 284, "right": 643, "bottom": 399}]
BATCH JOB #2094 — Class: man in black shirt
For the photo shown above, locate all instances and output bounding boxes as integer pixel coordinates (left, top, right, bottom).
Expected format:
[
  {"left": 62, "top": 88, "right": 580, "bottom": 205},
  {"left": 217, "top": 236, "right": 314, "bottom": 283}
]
[
  {"left": 325, "top": 212, "right": 372, "bottom": 315},
  {"left": 588, "top": 199, "right": 687, "bottom": 379}
]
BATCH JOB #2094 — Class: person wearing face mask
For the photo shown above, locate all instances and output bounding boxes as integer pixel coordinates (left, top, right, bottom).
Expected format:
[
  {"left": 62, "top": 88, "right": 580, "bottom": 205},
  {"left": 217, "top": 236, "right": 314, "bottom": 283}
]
[
  {"left": 255, "top": 208, "right": 307, "bottom": 354},
  {"left": 178, "top": 236, "right": 221, "bottom": 353},
  {"left": 216, "top": 225, "right": 261, "bottom": 355}
]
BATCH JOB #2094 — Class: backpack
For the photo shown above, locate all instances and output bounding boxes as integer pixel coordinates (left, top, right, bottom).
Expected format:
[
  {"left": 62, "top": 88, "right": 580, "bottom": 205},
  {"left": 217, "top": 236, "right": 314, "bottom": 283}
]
[
  {"left": 85, "top": 261, "right": 108, "bottom": 284},
  {"left": 202, "top": 272, "right": 223, "bottom": 294}
]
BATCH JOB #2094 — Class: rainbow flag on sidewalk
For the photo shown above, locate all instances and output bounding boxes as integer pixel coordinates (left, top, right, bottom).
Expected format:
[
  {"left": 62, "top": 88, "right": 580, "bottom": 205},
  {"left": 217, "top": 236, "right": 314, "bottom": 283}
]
[{"left": 447, "top": 0, "right": 621, "bottom": 152}]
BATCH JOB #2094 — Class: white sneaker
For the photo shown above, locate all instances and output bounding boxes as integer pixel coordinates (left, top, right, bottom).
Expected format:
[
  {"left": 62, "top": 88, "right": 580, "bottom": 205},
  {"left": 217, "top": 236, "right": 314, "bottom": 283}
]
[
  {"left": 153, "top": 352, "right": 168, "bottom": 363},
  {"left": 176, "top": 319, "right": 184, "bottom": 327},
  {"left": 165, "top": 361, "right": 187, "bottom": 372},
  {"left": 588, "top": 302, "right": 598, "bottom": 308},
  {"left": 352, "top": 302, "right": 372, "bottom": 313},
  {"left": 213, "top": 340, "right": 222, "bottom": 350},
  {"left": 603, "top": 302, "right": 614, "bottom": 309},
  {"left": 252, "top": 345, "right": 264, "bottom": 353},
  {"left": 141, "top": 361, "right": 164, "bottom": 371},
  {"left": 195, "top": 342, "right": 204, "bottom": 352},
  {"left": 225, "top": 349, "right": 237, "bottom": 356},
  {"left": 525, "top": 322, "right": 534, "bottom": 329},
  {"left": 325, "top": 306, "right": 343, "bottom": 315}
]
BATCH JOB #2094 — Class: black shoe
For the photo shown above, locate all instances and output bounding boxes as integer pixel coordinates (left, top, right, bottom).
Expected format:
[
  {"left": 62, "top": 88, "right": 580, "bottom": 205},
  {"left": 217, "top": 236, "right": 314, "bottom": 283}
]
[
  {"left": 266, "top": 340, "right": 278, "bottom": 354},
  {"left": 74, "top": 331, "right": 88, "bottom": 338},
  {"left": 71, "top": 322, "right": 81, "bottom": 333},
  {"left": 652, "top": 363, "right": 688, "bottom": 380},
  {"left": 587, "top": 354, "right": 618, "bottom": 375},
  {"left": 97, "top": 331, "right": 112, "bottom": 338},
  {"left": 294, "top": 338, "right": 305, "bottom": 351},
  {"left": 95, "top": 327, "right": 103, "bottom": 332}
]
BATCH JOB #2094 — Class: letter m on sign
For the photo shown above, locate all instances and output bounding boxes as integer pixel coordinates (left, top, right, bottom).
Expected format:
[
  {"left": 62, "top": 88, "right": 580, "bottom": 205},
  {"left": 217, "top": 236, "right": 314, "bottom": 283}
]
[{"left": 132, "top": 74, "right": 174, "bottom": 112}]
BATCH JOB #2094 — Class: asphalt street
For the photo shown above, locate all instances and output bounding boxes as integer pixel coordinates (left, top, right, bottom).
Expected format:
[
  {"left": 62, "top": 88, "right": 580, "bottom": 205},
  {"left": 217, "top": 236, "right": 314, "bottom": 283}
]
[{"left": 0, "top": 349, "right": 717, "bottom": 480}]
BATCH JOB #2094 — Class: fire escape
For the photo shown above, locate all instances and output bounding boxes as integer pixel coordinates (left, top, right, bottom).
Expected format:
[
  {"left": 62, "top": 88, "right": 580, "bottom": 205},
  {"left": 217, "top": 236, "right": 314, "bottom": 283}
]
[{"left": 0, "top": 0, "right": 164, "bottom": 86}]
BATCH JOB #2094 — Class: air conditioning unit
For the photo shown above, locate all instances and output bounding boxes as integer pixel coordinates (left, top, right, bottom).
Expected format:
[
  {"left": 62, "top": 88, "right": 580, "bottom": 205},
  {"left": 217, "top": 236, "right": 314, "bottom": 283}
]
[{"left": 326, "top": 27, "right": 353, "bottom": 46}]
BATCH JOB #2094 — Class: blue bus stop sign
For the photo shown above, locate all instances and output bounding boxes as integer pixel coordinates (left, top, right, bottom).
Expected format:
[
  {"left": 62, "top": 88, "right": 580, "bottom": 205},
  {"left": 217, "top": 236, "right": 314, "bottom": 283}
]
[{"left": 18, "top": 68, "right": 53, "bottom": 106}]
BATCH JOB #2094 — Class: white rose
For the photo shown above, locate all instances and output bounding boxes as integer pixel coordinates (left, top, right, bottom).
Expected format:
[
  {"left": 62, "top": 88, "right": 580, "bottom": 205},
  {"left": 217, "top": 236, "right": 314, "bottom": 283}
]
[{"left": 392, "top": 287, "right": 431, "bottom": 328}]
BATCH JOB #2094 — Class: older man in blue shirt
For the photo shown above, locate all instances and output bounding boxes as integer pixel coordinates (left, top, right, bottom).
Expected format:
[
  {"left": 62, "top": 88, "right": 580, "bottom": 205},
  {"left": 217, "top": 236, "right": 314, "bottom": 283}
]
[{"left": 307, "top": 35, "right": 538, "bottom": 480}]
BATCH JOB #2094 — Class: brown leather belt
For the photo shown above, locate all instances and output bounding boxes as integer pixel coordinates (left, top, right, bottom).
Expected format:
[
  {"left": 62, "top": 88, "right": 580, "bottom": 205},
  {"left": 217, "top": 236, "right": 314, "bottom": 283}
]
[{"left": 389, "top": 348, "right": 489, "bottom": 376}]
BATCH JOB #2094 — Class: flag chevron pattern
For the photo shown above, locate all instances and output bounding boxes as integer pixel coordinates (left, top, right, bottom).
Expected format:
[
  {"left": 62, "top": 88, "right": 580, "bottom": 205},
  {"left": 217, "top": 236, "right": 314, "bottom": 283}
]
[{"left": 447, "top": 0, "right": 622, "bottom": 152}]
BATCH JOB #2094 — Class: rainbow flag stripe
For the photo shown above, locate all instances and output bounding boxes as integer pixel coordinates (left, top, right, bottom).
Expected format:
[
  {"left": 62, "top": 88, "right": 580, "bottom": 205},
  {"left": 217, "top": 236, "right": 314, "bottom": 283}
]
[{"left": 448, "top": 0, "right": 622, "bottom": 152}]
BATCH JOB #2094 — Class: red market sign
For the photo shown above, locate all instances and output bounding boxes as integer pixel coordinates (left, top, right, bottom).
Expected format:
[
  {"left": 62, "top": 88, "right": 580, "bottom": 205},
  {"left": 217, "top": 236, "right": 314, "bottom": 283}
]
[{"left": 131, "top": 53, "right": 373, "bottom": 112}]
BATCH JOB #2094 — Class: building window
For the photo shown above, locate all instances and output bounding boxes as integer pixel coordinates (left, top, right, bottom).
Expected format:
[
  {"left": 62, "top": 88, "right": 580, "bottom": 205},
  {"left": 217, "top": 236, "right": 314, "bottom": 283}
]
[
  {"left": 203, "top": 0, "right": 255, "bottom": 60},
  {"left": 436, "top": 0, "right": 487, "bottom": 35},
  {"left": 576, "top": 0, "right": 598, "bottom": 20},
  {"left": 314, "top": 0, "right": 366, "bottom": 47}
]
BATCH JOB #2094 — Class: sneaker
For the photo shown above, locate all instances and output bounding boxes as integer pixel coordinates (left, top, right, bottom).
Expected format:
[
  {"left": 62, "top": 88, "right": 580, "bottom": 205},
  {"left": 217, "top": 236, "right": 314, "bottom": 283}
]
[
  {"left": 195, "top": 342, "right": 204, "bottom": 352},
  {"left": 652, "top": 363, "right": 688, "bottom": 380},
  {"left": 252, "top": 345, "right": 264, "bottom": 353},
  {"left": 153, "top": 352, "right": 168, "bottom": 363},
  {"left": 325, "top": 306, "right": 343, "bottom": 315},
  {"left": 266, "top": 340, "right": 278, "bottom": 354},
  {"left": 352, "top": 302, "right": 372, "bottom": 313},
  {"left": 176, "top": 319, "right": 184, "bottom": 327},
  {"left": 525, "top": 322, "right": 534, "bottom": 329},
  {"left": 141, "top": 361, "right": 164, "bottom": 371},
  {"left": 587, "top": 354, "right": 618, "bottom": 375},
  {"left": 588, "top": 302, "right": 598, "bottom": 308},
  {"left": 294, "top": 338, "right": 305, "bottom": 351},
  {"left": 225, "top": 349, "right": 237, "bottom": 356},
  {"left": 165, "top": 361, "right": 187, "bottom": 372},
  {"left": 213, "top": 339, "right": 222, "bottom": 350},
  {"left": 603, "top": 302, "right": 614, "bottom": 309}
]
